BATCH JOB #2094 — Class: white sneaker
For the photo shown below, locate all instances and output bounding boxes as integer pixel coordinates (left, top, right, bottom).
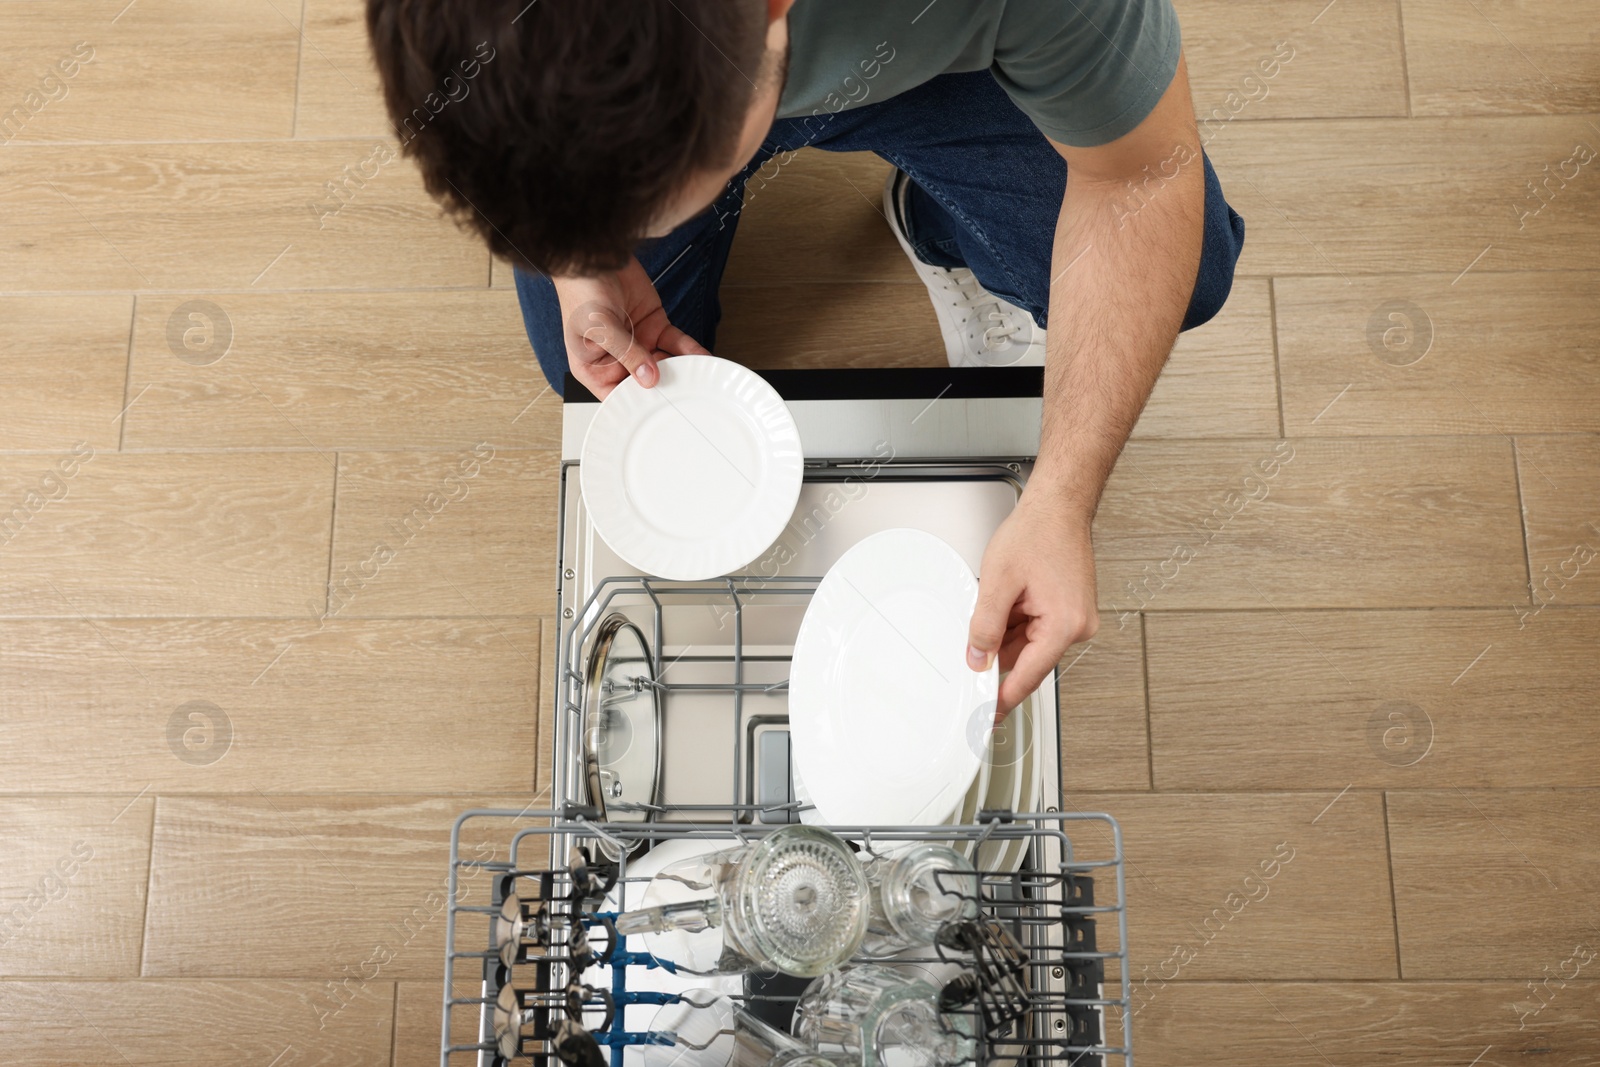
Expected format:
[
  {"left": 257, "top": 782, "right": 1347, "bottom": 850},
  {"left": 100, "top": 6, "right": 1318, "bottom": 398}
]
[{"left": 882, "top": 169, "right": 1046, "bottom": 368}]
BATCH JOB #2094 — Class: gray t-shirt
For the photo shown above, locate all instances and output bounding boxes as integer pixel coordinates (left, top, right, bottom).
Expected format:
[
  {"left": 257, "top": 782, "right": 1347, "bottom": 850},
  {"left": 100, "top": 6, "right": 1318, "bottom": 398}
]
[{"left": 775, "top": 0, "right": 1181, "bottom": 147}]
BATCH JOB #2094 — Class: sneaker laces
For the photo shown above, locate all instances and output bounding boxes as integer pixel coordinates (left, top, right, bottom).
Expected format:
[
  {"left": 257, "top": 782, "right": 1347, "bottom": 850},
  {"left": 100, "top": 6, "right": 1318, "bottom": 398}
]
[
  {"left": 936, "top": 268, "right": 1032, "bottom": 356},
  {"left": 938, "top": 268, "right": 1005, "bottom": 325},
  {"left": 981, "top": 306, "right": 1028, "bottom": 345}
]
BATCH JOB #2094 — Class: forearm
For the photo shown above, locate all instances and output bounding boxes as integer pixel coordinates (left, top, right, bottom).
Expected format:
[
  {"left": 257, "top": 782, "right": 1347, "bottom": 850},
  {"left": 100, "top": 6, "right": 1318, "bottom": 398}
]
[{"left": 1034, "top": 146, "right": 1205, "bottom": 519}]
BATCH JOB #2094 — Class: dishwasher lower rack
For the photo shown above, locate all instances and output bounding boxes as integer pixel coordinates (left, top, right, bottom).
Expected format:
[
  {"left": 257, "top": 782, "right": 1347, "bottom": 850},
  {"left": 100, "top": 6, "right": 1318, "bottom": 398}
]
[{"left": 439, "top": 813, "right": 1134, "bottom": 1067}]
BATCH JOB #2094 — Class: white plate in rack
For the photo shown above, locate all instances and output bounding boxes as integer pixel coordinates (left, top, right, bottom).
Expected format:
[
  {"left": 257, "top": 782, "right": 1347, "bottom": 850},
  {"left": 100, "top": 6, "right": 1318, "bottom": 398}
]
[
  {"left": 800, "top": 732, "right": 984, "bottom": 834},
  {"left": 975, "top": 695, "right": 1028, "bottom": 872},
  {"left": 580, "top": 355, "right": 802, "bottom": 581},
  {"left": 990, "top": 695, "right": 1040, "bottom": 874},
  {"left": 789, "top": 528, "right": 998, "bottom": 826},
  {"left": 948, "top": 726, "right": 994, "bottom": 860}
]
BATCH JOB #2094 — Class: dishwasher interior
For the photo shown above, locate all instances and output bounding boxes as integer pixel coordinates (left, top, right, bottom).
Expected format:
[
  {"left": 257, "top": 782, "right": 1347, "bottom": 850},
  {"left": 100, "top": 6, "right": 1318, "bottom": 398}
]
[{"left": 441, "top": 370, "right": 1133, "bottom": 1067}]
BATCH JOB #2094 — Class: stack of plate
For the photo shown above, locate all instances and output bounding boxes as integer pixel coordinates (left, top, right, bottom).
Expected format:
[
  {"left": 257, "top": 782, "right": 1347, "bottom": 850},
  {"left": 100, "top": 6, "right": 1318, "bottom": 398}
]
[{"left": 959, "top": 693, "right": 1042, "bottom": 874}]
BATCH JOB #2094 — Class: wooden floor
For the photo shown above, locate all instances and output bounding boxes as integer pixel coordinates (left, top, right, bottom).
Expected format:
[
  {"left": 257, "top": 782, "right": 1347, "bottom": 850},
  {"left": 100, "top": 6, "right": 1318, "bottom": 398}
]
[{"left": 1, "top": 0, "right": 1597, "bottom": 1063}]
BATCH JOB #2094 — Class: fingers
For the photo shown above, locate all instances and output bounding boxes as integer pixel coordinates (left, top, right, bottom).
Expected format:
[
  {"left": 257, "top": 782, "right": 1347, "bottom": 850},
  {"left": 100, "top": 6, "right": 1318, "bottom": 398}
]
[
  {"left": 996, "top": 636, "right": 1060, "bottom": 717},
  {"left": 606, "top": 329, "right": 659, "bottom": 387},
  {"left": 568, "top": 301, "right": 657, "bottom": 387},
  {"left": 968, "top": 565, "right": 1022, "bottom": 672},
  {"left": 566, "top": 303, "right": 632, "bottom": 391},
  {"left": 995, "top": 609, "right": 1098, "bottom": 715},
  {"left": 657, "top": 321, "right": 712, "bottom": 358},
  {"left": 997, "top": 624, "right": 1030, "bottom": 674}
]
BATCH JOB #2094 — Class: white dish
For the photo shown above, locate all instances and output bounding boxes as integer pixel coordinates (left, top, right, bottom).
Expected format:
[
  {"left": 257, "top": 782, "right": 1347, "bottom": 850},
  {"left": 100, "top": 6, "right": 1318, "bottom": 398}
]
[
  {"left": 789, "top": 529, "right": 998, "bottom": 826},
  {"left": 948, "top": 727, "right": 993, "bottom": 861},
  {"left": 998, "top": 694, "right": 1049, "bottom": 876},
  {"left": 580, "top": 355, "right": 802, "bottom": 581},
  {"left": 801, "top": 742, "right": 978, "bottom": 831},
  {"left": 975, "top": 698, "right": 1025, "bottom": 871}
]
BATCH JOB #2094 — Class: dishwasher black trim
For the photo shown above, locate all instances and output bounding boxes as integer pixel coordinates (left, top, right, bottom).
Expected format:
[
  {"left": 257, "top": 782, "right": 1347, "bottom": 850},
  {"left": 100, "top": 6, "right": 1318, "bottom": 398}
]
[{"left": 562, "top": 366, "right": 1044, "bottom": 404}]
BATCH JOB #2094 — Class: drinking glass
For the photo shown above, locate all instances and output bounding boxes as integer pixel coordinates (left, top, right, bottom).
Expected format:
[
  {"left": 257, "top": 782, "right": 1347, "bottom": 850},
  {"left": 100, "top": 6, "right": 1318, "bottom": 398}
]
[
  {"left": 860, "top": 845, "right": 979, "bottom": 958},
  {"left": 615, "top": 825, "right": 870, "bottom": 977},
  {"left": 792, "top": 964, "right": 976, "bottom": 1067}
]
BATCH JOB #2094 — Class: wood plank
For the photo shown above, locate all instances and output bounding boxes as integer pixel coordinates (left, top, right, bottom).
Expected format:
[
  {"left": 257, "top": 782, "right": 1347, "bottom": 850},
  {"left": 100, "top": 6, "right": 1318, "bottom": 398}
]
[
  {"left": 1277, "top": 273, "right": 1600, "bottom": 435},
  {"left": 1138, "top": 277, "right": 1278, "bottom": 438},
  {"left": 1515, "top": 435, "right": 1600, "bottom": 608},
  {"left": 331, "top": 450, "right": 558, "bottom": 617},
  {"left": 394, "top": 980, "right": 485, "bottom": 1067},
  {"left": 0, "top": 795, "right": 153, "bottom": 977},
  {"left": 1387, "top": 789, "right": 1600, "bottom": 977},
  {"left": 723, "top": 150, "right": 915, "bottom": 286},
  {"left": 717, "top": 282, "right": 946, "bottom": 370},
  {"left": 1206, "top": 116, "right": 1600, "bottom": 275},
  {"left": 0, "top": 451, "right": 333, "bottom": 616},
  {"left": 0, "top": 0, "right": 299, "bottom": 142},
  {"left": 1146, "top": 608, "right": 1600, "bottom": 789},
  {"left": 1059, "top": 613, "right": 1150, "bottom": 791},
  {"left": 0, "top": 142, "right": 488, "bottom": 290},
  {"left": 142, "top": 795, "right": 543, "bottom": 978},
  {"left": 1094, "top": 436, "right": 1526, "bottom": 611},
  {"left": 124, "top": 290, "right": 558, "bottom": 451},
  {"left": 0, "top": 294, "right": 131, "bottom": 451},
  {"left": 1129, "top": 981, "right": 1600, "bottom": 1065},
  {"left": 1404, "top": 0, "right": 1600, "bottom": 115},
  {"left": 0, "top": 618, "right": 537, "bottom": 793},
  {"left": 1178, "top": 0, "right": 1407, "bottom": 122},
  {"left": 491, "top": 255, "right": 516, "bottom": 289},
  {"left": 0, "top": 979, "right": 394, "bottom": 1067},
  {"left": 294, "top": 0, "right": 392, "bottom": 138},
  {"left": 1076, "top": 792, "right": 1397, "bottom": 979}
]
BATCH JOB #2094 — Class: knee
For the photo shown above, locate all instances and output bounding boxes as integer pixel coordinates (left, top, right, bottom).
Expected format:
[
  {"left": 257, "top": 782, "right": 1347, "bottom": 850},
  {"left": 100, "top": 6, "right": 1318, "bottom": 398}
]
[
  {"left": 513, "top": 264, "right": 571, "bottom": 395},
  {"left": 1182, "top": 156, "right": 1246, "bottom": 331}
]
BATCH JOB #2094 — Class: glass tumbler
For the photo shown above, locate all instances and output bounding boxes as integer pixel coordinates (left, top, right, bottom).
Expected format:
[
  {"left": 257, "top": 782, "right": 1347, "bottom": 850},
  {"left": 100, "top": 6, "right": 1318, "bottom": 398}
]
[
  {"left": 615, "top": 825, "right": 870, "bottom": 977},
  {"left": 792, "top": 964, "right": 976, "bottom": 1067},
  {"left": 860, "top": 845, "right": 979, "bottom": 958}
]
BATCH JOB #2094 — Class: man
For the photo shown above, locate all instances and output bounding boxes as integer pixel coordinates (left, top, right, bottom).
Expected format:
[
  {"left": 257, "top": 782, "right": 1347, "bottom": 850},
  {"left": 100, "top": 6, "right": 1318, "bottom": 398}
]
[{"left": 367, "top": 0, "right": 1244, "bottom": 714}]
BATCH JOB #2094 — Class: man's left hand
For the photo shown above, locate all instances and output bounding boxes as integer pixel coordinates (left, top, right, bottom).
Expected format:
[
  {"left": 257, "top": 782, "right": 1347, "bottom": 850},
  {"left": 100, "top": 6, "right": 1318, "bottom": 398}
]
[{"left": 966, "top": 488, "right": 1099, "bottom": 717}]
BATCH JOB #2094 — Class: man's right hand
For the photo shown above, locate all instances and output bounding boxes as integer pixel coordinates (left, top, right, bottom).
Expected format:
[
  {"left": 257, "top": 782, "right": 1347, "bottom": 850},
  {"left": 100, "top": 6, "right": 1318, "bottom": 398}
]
[{"left": 554, "top": 255, "right": 711, "bottom": 399}]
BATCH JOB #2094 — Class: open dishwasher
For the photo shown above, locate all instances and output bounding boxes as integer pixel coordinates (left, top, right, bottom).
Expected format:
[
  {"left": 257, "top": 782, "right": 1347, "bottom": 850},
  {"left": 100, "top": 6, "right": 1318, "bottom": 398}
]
[{"left": 440, "top": 369, "right": 1133, "bottom": 1067}]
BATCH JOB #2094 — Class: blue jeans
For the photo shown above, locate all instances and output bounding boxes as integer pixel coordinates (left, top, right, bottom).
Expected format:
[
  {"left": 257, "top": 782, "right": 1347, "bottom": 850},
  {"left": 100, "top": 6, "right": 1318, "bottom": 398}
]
[{"left": 517, "top": 70, "right": 1245, "bottom": 395}]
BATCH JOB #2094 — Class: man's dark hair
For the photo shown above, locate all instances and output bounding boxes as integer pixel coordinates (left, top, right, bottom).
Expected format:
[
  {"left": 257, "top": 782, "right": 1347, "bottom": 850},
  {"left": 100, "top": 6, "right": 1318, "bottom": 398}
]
[{"left": 367, "top": 0, "right": 768, "bottom": 277}]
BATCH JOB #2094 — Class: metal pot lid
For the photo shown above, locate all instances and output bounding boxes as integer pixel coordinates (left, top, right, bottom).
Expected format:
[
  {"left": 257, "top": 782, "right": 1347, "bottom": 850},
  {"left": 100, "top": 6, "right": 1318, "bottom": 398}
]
[{"left": 583, "top": 613, "right": 662, "bottom": 829}]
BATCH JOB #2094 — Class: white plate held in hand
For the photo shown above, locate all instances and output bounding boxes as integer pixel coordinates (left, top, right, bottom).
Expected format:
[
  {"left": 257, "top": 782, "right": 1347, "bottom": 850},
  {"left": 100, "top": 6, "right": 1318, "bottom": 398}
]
[
  {"left": 789, "top": 528, "right": 999, "bottom": 826},
  {"left": 580, "top": 356, "right": 803, "bottom": 581}
]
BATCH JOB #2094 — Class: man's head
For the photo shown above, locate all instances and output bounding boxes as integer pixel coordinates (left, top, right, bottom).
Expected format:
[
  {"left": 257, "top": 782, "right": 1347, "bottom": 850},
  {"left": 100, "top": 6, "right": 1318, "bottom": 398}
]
[{"left": 367, "top": 0, "right": 793, "bottom": 278}]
